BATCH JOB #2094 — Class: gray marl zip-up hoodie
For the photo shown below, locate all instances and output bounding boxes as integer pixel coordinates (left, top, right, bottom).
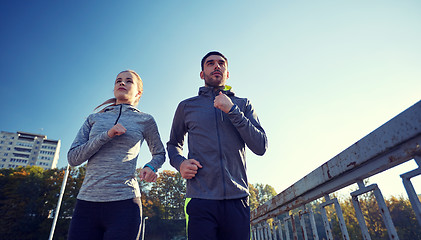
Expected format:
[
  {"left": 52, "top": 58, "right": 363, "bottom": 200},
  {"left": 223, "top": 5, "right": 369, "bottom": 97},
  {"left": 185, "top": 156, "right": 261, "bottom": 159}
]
[
  {"left": 68, "top": 104, "right": 166, "bottom": 202},
  {"left": 167, "top": 86, "right": 267, "bottom": 200}
]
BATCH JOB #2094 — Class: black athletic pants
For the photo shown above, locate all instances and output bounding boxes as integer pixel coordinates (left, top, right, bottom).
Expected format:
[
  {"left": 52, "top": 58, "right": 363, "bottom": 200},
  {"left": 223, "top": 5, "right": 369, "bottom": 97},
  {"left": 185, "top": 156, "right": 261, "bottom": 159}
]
[
  {"left": 186, "top": 197, "right": 250, "bottom": 240},
  {"left": 67, "top": 198, "right": 142, "bottom": 240}
]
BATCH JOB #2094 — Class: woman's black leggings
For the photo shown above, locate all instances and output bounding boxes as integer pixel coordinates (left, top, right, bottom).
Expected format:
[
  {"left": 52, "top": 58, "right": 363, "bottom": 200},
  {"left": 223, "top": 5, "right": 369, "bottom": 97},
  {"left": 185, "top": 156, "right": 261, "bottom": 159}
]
[{"left": 67, "top": 198, "right": 142, "bottom": 240}]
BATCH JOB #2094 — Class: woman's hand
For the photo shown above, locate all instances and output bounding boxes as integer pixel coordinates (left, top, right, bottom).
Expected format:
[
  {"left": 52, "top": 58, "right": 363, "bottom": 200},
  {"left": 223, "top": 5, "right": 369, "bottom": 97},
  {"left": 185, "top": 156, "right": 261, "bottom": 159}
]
[
  {"left": 107, "top": 123, "right": 126, "bottom": 138},
  {"left": 139, "top": 167, "right": 158, "bottom": 182}
]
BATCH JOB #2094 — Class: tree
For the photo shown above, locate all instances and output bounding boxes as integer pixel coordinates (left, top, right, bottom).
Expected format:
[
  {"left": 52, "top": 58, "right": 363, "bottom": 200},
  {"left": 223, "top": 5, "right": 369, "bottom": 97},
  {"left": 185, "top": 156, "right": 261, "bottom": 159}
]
[
  {"left": 249, "top": 183, "right": 259, "bottom": 210},
  {"left": 0, "top": 165, "right": 87, "bottom": 240},
  {"left": 388, "top": 195, "right": 421, "bottom": 239},
  {"left": 249, "top": 183, "right": 277, "bottom": 210},
  {"left": 0, "top": 166, "right": 50, "bottom": 240},
  {"left": 144, "top": 170, "right": 187, "bottom": 239},
  {"left": 326, "top": 193, "right": 421, "bottom": 240},
  {"left": 148, "top": 170, "right": 186, "bottom": 220}
]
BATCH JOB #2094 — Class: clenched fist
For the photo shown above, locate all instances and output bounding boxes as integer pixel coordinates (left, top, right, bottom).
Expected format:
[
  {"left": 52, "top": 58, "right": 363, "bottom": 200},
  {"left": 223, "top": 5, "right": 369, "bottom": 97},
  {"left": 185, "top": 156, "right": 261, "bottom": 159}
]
[
  {"left": 107, "top": 123, "right": 127, "bottom": 138},
  {"left": 214, "top": 92, "right": 234, "bottom": 113},
  {"left": 180, "top": 159, "right": 203, "bottom": 179}
]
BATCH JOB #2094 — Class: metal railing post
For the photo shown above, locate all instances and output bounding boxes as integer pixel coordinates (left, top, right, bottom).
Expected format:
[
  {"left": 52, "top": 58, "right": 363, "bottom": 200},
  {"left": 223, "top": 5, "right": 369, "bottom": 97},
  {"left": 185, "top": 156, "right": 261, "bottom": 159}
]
[
  {"left": 320, "top": 195, "right": 334, "bottom": 240},
  {"left": 351, "top": 181, "right": 400, "bottom": 240},
  {"left": 284, "top": 216, "right": 291, "bottom": 240},
  {"left": 320, "top": 194, "right": 351, "bottom": 239},
  {"left": 352, "top": 180, "right": 371, "bottom": 240},
  {"left": 372, "top": 187, "right": 399, "bottom": 239},
  {"left": 48, "top": 164, "right": 70, "bottom": 240},
  {"left": 400, "top": 157, "right": 421, "bottom": 226},
  {"left": 263, "top": 223, "right": 268, "bottom": 240},
  {"left": 309, "top": 207, "right": 319, "bottom": 240},
  {"left": 333, "top": 198, "right": 350, "bottom": 240},
  {"left": 267, "top": 222, "right": 274, "bottom": 240},
  {"left": 290, "top": 214, "right": 298, "bottom": 240},
  {"left": 277, "top": 220, "right": 285, "bottom": 240},
  {"left": 298, "top": 207, "right": 309, "bottom": 240},
  {"left": 320, "top": 196, "right": 351, "bottom": 240},
  {"left": 298, "top": 205, "right": 319, "bottom": 240},
  {"left": 141, "top": 216, "right": 148, "bottom": 240},
  {"left": 272, "top": 221, "right": 278, "bottom": 240},
  {"left": 258, "top": 224, "right": 264, "bottom": 240}
]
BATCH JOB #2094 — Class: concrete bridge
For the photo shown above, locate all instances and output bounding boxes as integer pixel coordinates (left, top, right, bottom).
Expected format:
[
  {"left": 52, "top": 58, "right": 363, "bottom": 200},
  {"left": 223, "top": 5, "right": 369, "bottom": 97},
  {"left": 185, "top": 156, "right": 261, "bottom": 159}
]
[{"left": 250, "top": 100, "right": 421, "bottom": 240}]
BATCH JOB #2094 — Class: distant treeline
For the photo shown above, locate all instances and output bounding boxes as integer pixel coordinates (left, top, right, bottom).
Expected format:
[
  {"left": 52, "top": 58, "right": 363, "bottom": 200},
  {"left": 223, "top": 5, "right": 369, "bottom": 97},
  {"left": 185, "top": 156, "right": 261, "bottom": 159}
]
[
  {"left": 0, "top": 166, "right": 277, "bottom": 240},
  {"left": 1, "top": 166, "right": 419, "bottom": 240}
]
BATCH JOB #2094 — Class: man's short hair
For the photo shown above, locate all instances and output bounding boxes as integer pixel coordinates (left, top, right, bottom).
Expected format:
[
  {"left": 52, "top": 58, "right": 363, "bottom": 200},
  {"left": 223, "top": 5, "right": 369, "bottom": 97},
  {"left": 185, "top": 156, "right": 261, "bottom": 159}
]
[{"left": 201, "top": 51, "right": 228, "bottom": 70}]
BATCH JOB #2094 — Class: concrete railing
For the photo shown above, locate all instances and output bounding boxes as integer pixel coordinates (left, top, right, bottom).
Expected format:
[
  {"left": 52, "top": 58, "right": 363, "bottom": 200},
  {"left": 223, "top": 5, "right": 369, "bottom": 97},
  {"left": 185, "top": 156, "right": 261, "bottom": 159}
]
[{"left": 251, "top": 100, "right": 421, "bottom": 240}]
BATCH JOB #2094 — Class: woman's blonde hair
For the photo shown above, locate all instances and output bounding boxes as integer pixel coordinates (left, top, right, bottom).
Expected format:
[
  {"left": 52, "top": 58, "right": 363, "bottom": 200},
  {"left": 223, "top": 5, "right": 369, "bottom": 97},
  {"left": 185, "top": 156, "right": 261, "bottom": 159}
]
[{"left": 95, "top": 70, "right": 143, "bottom": 112}]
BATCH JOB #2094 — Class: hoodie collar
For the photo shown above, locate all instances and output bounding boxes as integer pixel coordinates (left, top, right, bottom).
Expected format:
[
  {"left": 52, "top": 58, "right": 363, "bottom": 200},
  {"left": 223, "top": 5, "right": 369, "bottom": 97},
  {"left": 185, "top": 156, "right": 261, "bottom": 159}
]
[
  {"left": 198, "top": 86, "right": 235, "bottom": 97},
  {"left": 104, "top": 104, "right": 140, "bottom": 113}
]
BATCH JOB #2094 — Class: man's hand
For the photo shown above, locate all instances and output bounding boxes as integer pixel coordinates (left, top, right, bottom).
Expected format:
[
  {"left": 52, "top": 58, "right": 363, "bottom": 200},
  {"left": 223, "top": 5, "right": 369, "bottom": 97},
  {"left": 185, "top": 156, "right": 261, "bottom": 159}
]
[
  {"left": 108, "top": 123, "right": 126, "bottom": 138},
  {"left": 139, "top": 167, "right": 158, "bottom": 182},
  {"left": 180, "top": 159, "right": 203, "bottom": 179},
  {"left": 214, "top": 92, "right": 234, "bottom": 113}
]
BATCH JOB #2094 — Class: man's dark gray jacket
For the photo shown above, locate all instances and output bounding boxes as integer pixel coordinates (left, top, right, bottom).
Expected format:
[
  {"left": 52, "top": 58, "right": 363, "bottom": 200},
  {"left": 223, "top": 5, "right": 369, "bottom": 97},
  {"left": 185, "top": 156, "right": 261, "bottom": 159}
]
[{"left": 167, "top": 86, "right": 268, "bottom": 200}]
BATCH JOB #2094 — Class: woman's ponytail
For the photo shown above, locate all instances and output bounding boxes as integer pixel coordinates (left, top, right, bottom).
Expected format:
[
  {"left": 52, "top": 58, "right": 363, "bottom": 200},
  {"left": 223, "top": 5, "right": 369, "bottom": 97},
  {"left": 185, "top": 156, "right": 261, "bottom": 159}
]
[{"left": 94, "top": 98, "right": 117, "bottom": 112}]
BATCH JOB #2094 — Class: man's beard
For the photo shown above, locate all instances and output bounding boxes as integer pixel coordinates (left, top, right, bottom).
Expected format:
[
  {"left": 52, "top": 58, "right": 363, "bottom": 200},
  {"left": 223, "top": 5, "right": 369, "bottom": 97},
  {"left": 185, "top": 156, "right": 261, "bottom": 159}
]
[{"left": 204, "top": 72, "right": 226, "bottom": 88}]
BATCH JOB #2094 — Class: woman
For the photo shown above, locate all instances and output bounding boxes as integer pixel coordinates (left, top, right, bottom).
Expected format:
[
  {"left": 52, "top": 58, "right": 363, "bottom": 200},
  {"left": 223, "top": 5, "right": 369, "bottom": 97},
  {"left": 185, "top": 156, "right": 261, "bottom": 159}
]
[{"left": 67, "top": 70, "right": 166, "bottom": 240}]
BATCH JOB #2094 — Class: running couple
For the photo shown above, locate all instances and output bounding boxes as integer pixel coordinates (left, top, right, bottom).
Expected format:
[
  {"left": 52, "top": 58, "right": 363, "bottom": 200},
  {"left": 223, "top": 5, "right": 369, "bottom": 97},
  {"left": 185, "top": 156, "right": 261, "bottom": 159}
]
[{"left": 67, "top": 51, "right": 267, "bottom": 240}]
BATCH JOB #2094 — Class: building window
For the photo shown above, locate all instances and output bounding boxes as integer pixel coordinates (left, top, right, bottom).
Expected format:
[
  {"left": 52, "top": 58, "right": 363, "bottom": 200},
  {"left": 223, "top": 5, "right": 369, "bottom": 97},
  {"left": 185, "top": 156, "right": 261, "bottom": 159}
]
[
  {"left": 13, "top": 153, "right": 29, "bottom": 158},
  {"left": 16, "top": 142, "right": 33, "bottom": 148}
]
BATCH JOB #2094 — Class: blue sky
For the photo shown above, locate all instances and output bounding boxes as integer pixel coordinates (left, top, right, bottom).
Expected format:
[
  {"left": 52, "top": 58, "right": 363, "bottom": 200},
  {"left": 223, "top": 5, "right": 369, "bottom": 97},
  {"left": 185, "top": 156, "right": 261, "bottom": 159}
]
[{"left": 1, "top": 1, "right": 420, "bottom": 197}]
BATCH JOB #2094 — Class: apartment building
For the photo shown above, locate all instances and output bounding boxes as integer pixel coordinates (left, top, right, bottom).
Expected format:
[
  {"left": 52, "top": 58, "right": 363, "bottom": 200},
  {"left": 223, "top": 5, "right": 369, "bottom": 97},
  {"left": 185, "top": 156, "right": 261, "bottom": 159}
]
[{"left": 0, "top": 131, "right": 60, "bottom": 170}]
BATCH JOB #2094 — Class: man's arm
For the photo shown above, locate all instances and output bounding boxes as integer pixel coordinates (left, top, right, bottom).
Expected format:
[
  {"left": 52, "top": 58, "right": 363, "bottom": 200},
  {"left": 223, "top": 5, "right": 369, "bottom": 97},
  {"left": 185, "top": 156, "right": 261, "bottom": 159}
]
[
  {"left": 167, "top": 102, "right": 188, "bottom": 171},
  {"left": 226, "top": 98, "right": 267, "bottom": 155},
  {"left": 167, "top": 102, "right": 203, "bottom": 179},
  {"left": 214, "top": 92, "right": 267, "bottom": 155}
]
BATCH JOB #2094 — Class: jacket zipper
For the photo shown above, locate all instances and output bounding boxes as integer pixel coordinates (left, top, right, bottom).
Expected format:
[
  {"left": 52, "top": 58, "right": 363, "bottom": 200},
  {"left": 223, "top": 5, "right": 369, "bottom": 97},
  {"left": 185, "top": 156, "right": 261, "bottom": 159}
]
[
  {"left": 114, "top": 104, "right": 123, "bottom": 125},
  {"left": 213, "top": 91, "right": 227, "bottom": 197}
]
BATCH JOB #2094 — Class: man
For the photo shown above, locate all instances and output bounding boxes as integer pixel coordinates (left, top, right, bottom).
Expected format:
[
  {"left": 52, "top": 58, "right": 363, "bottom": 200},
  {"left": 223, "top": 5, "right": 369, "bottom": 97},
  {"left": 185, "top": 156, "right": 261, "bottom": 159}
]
[{"left": 167, "top": 51, "right": 267, "bottom": 239}]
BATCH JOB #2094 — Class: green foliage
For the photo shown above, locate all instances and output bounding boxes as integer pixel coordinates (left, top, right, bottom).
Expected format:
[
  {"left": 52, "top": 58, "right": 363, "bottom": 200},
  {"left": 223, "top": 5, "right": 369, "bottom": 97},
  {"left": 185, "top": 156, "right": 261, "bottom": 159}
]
[
  {"left": 148, "top": 170, "right": 186, "bottom": 220},
  {"left": 145, "top": 170, "right": 187, "bottom": 239},
  {"left": 0, "top": 166, "right": 45, "bottom": 239},
  {"left": 3, "top": 166, "right": 420, "bottom": 240},
  {"left": 322, "top": 193, "right": 421, "bottom": 240},
  {"left": 0, "top": 165, "right": 84, "bottom": 240},
  {"left": 262, "top": 192, "right": 421, "bottom": 240},
  {"left": 249, "top": 183, "right": 277, "bottom": 210}
]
